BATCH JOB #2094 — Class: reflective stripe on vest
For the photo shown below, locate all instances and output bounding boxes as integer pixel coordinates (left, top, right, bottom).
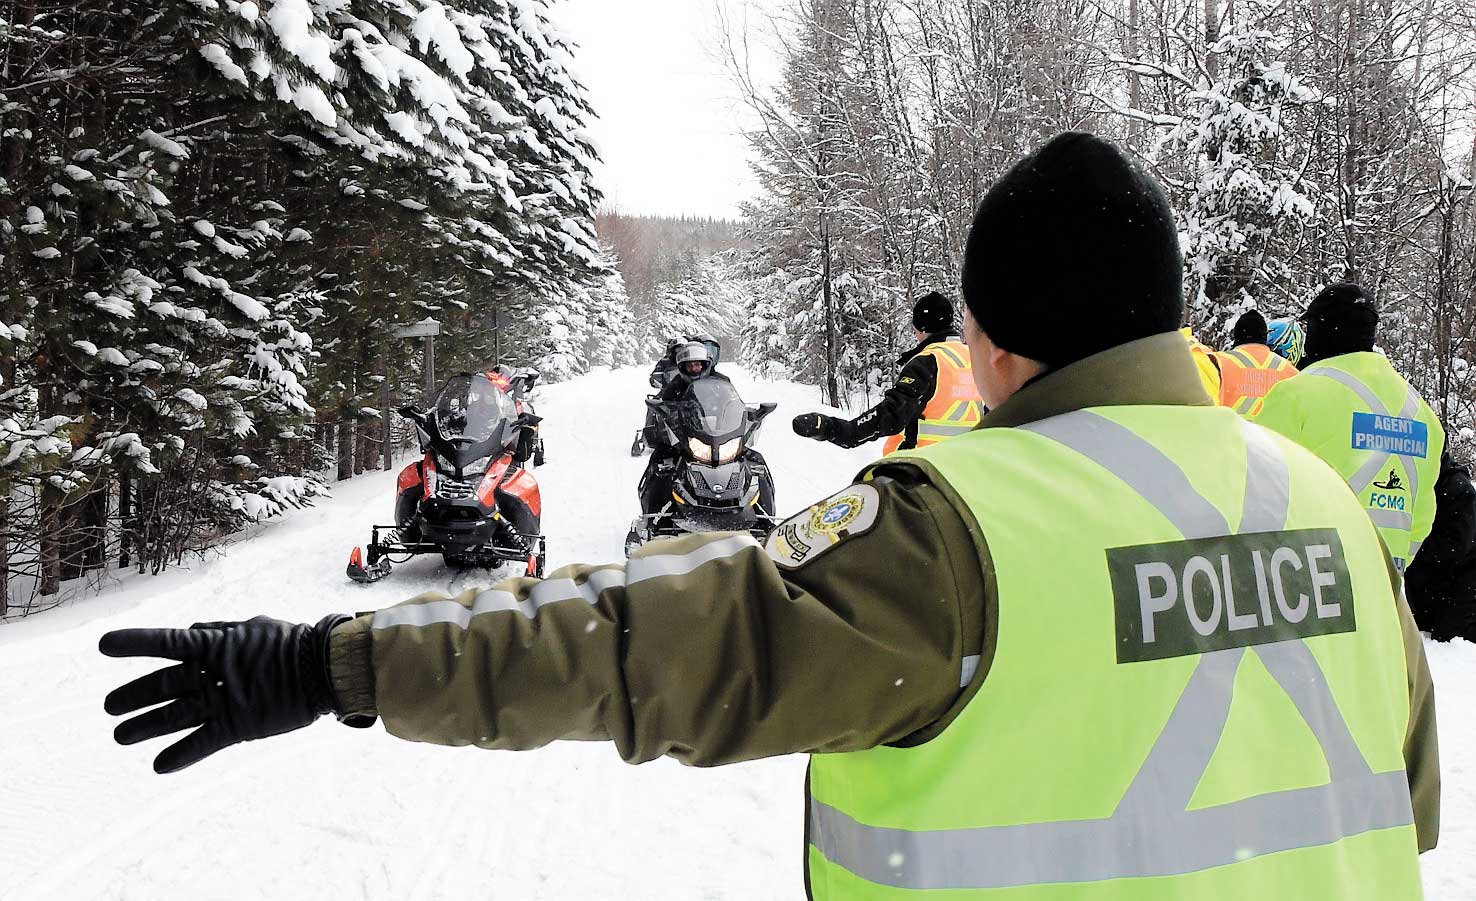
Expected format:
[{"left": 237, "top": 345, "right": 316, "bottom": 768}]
[
  {"left": 883, "top": 342, "right": 986, "bottom": 455},
  {"left": 808, "top": 411, "right": 1416, "bottom": 896},
  {"left": 1216, "top": 346, "right": 1297, "bottom": 416},
  {"left": 1302, "top": 367, "right": 1424, "bottom": 567}
]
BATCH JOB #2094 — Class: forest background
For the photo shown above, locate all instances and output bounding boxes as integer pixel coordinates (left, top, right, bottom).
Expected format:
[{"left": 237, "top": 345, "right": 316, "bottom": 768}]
[{"left": 3, "top": 0, "right": 1474, "bottom": 612}]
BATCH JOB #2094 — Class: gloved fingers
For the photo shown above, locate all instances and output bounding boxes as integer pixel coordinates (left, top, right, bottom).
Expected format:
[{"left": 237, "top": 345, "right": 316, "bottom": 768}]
[
  {"left": 154, "top": 720, "right": 235, "bottom": 775},
  {"left": 104, "top": 662, "right": 209, "bottom": 715},
  {"left": 99, "top": 627, "right": 214, "bottom": 662},
  {"left": 188, "top": 621, "right": 240, "bottom": 631},
  {"left": 113, "top": 693, "right": 213, "bottom": 746}
]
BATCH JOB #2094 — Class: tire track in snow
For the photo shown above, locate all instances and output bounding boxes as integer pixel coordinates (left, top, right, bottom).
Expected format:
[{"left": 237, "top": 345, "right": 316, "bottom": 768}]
[{"left": 3, "top": 730, "right": 342, "bottom": 900}]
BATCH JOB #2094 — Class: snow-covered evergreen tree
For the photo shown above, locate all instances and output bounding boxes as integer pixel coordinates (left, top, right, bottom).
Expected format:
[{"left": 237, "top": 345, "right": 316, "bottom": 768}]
[
  {"left": 1160, "top": 22, "right": 1320, "bottom": 329},
  {"left": 0, "top": 0, "right": 610, "bottom": 604}
]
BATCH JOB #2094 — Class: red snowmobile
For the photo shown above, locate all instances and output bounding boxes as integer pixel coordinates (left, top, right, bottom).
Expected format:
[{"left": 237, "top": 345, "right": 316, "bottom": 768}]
[{"left": 347, "top": 369, "right": 546, "bottom": 583}]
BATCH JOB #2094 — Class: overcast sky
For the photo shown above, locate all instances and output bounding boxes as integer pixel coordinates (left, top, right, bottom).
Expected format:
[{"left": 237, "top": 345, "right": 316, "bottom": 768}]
[{"left": 550, "top": 0, "right": 775, "bottom": 220}]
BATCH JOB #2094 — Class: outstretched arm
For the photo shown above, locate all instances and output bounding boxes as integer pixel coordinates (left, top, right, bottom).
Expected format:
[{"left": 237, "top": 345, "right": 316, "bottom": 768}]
[
  {"left": 330, "top": 470, "right": 983, "bottom": 764},
  {"left": 102, "top": 468, "right": 987, "bottom": 771},
  {"left": 823, "top": 355, "right": 938, "bottom": 449}
]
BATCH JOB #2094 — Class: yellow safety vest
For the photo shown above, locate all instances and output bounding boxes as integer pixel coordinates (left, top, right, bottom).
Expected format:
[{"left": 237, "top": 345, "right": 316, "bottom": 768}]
[
  {"left": 1255, "top": 352, "right": 1444, "bottom": 571},
  {"left": 809, "top": 405, "right": 1419, "bottom": 900}
]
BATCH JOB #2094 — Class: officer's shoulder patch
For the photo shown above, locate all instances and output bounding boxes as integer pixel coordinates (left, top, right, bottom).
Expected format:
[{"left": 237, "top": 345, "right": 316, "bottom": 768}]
[
  {"left": 765, "top": 483, "right": 882, "bottom": 569},
  {"left": 899, "top": 376, "right": 917, "bottom": 385}
]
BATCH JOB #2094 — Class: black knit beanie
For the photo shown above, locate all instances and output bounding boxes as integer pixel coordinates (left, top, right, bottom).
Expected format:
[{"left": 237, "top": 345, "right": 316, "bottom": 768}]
[
  {"left": 912, "top": 291, "right": 955, "bottom": 334},
  {"left": 1231, "top": 309, "right": 1268, "bottom": 347},
  {"left": 960, "top": 133, "right": 1184, "bottom": 368},
  {"left": 1301, "top": 283, "right": 1378, "bottom": 366}
]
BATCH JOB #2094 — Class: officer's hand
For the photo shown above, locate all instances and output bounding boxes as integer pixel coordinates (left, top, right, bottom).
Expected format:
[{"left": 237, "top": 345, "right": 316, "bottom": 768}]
[
  {"left": 792, "top": 412, "right": 833, "bottom": 440},
  {"left": 100, "top": 614, "right": 349, "bottom": 774}
]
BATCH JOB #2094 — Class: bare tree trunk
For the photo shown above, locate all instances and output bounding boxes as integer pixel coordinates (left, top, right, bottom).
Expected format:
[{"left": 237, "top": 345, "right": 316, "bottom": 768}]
[
  {"left": 0, "top": 493, "right": 9, "bottom": 615},
  {"left": 38, "top": 500, "right": 60, "bottom": 596},
  {"left": 1340, "top": 0, "right": 1364, "bottom": 281},
  {"left": 381, "top": 355, "right": 392, "bottom": 471},
  {"left": 820, "top": 213, "right": 840, "bottom": 407},
  {"left": 337, "top": 419, "right": 354, "bottom": 482},
  {"left": 1205, "top": 0, "right": 1221, "bottom": 77},
  {"left": 1128, "top": 0, "right": 1143, "bottom": 140},
  {"left": 61, "top": 483, "right": 109, "bottom": 580},
  {"left": 356, "top": 425, "right": 372, "bottom": 474},
  {"left": 118, "top": 469, "right": 131, "bottom": 569}
]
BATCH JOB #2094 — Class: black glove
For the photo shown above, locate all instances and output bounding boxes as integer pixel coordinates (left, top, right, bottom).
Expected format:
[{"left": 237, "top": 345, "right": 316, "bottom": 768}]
[
  {"left": 100, "top": 614, "right": 355, "bottom": 773},
  {"left": 792, "top": 412, "right": 834, "bottom": 441}
]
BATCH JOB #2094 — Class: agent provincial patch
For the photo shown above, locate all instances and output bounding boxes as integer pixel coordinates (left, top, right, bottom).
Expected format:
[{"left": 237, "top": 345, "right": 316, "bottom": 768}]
[{"left": 765, "top": 483, "right": 881, "bottom": 568}]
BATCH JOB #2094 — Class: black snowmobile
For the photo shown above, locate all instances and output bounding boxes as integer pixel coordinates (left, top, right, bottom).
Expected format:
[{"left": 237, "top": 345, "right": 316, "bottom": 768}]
[
  {"left": 626, "top": 377, "right": 778, "bottom": 556},
  {"left": 348, "top": 370, "right": 546, "bottom": 583}
]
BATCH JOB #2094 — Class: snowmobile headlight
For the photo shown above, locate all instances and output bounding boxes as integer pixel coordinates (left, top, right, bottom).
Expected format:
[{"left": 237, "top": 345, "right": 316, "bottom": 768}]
[
  {"left": 687, "top": 437, "right": 715, "bottom": 462},
  {"left": 435, "top": 451, "right": 458, "bottom": 473},
  {"left": 715, "top": 437, "right": 744, "bottom": 464}
]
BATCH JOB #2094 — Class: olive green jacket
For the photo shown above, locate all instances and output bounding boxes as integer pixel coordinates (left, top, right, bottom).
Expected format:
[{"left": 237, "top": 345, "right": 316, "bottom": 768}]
[{"left": 329, "top": 332, "right": 1438, "bottom": 850}]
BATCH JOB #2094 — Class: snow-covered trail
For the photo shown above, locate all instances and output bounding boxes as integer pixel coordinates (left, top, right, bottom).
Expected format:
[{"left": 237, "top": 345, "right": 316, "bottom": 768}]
[
  {"left": 0, "top": 366, "right": 879, "bottom": 901},
  {"left": 2, "top": 365, "right": 1474, "bottom": 899}
]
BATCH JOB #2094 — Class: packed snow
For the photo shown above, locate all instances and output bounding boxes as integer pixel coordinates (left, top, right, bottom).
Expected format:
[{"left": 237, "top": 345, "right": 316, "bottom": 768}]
[{"left": 2, "top": 365, "right": 1473, "bottom": 899}]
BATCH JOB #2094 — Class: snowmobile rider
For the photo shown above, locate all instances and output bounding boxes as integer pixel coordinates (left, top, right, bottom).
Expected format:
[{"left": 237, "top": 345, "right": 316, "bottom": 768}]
[
  {"left": 1254, "top": 283, "right": 1445, "bottom": 574},
  {"left": 100, "top": 133, "right": 1438, "bottom": 899},
  {"left": 638, "top": 341, "right": 722, "bottom": 516},
  {"left": 792, "top": 292, "right": 987, "bottom": 453},
  {"left": 657, "top": 340, "right": 730, "bottom": 401},
  {"left": 647, "top": 338, "right": 684, "bottom": 391},
  {"left": 1212, "top": 308, "right": 1298, "bottom": 417}
]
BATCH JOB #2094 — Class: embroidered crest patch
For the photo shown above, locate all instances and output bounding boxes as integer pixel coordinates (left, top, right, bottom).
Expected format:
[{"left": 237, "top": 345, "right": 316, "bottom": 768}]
[{"left": 766, "top": 484, "right": 881, "bottom": 568}]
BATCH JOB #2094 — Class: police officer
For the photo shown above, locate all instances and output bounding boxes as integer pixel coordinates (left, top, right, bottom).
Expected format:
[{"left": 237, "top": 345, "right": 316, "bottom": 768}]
[
  {"left": 1255, "top": 283, "right": 1445, "bottom": 573},
  {"left": 791, "top": 292, "right": 986, "bottom": 453},
  {"left": 101, "top": 135, "right": 1438, "bottom": 898},
  {"left": 1405, "top": 451, "right": 1476, "bottom": 642},
  {"left": 1213, "top": 309, "right": 1298, "bottom": 416}
]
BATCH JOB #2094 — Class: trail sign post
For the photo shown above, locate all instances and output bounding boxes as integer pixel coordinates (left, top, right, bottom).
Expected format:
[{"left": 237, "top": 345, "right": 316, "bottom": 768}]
[
  {"left": 389, "top": 318, "right": 443, "bottom": 466},
  {"left": 392, "top": 318, "right": 442, "bottom": 397}
]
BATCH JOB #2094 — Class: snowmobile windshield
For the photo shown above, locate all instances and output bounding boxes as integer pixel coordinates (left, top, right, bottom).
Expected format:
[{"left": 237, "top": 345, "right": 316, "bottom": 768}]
[
  {"left": 678, "top": 378, "right": 747, "bottom": 438},
  {"left": 433, "top": 374, "right": 517, "bottom": 444}
]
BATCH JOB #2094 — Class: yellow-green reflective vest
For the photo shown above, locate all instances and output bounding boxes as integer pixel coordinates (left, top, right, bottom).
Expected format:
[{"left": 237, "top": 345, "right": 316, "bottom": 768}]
[
  {"left": 1254, "top": 352, "right": 1444, "bottom": 571},
  {"left": 807, "top": 406, "right": 1420, "bottom": 900}
]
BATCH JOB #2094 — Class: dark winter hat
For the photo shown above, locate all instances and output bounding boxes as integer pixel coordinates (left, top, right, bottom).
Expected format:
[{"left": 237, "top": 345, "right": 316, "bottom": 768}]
[
  {"left": 912, "top": 291, "right": 955, "bottom": 334},
  {"left": 1300, "top": 283, "right": 1378, "bottom": 364},
  {"left": 960, "top": 132, "right": 1183, "bottom": 368},
  {"left": 1231, "top": 309, "right": 1268, "bottom": 347},
  {"left": 1303, "top": 283, "right": 1378, "bottom": 329}
]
